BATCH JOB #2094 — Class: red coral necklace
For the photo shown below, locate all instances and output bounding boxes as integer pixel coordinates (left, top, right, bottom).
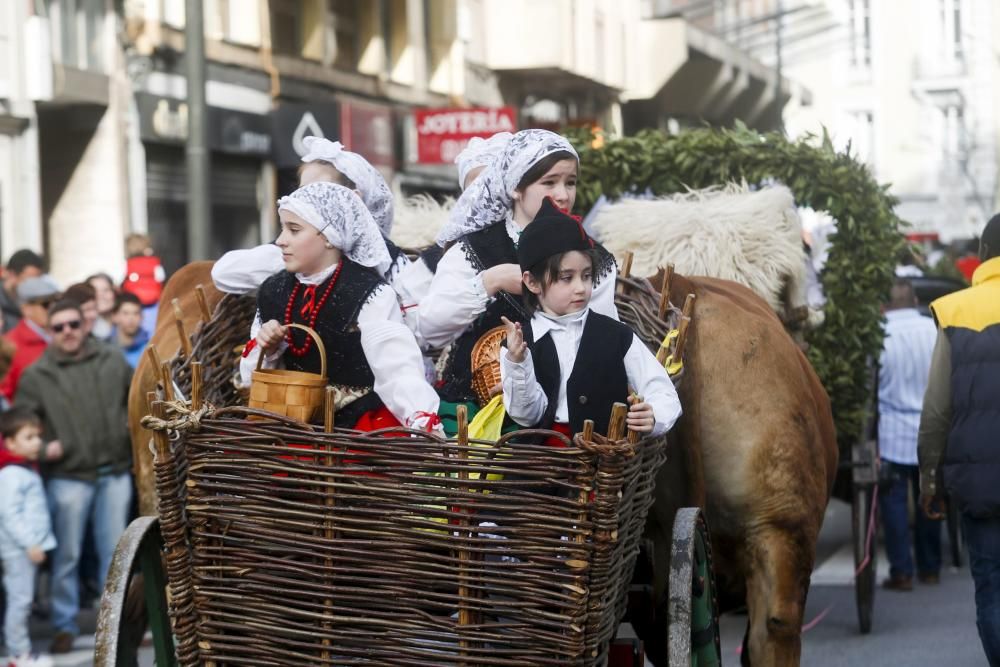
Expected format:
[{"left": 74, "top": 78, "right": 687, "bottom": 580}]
[{"left": 283, "top": 262, "right": 344, "bottom": 356}]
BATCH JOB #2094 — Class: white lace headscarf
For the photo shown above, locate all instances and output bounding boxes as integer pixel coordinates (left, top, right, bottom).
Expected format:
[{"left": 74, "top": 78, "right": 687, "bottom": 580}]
[
  {"left": 300, "top": 136, "right": 394, "bottom": 238},
  {"left": 454, "top": 132, "right": 513, "bottom": 189},
  {"left": 278, "top": 182, "right": 392, "bottom": 276},
  {"left": 436, "top": 129, "right": 578, "bottom": 245}
]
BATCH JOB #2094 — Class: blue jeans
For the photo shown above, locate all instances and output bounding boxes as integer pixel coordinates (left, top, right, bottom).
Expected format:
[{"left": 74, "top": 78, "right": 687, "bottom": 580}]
[
  {"left": 963, "top": 514, "right": 1000, "bottom": 666},
  {"left": 879, "top": 460, "right": 942, "bottom": 578},
  {"left": 2, "top": 552, "right": 37, "bottom": 656},
  {"left": 47, "top": 472, "right": 132, "bottom": 635}
]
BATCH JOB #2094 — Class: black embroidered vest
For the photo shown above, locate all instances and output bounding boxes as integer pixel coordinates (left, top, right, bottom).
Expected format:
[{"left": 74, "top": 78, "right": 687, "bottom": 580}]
[
  {"left": 437, "top": 224, "right": 530, "bottom": 402},
  {"left": 257, "top": 260, "right": 385, "bottom": 426},
  {"left": 525, "top": 311, "right": 633, "bottom": 436}
]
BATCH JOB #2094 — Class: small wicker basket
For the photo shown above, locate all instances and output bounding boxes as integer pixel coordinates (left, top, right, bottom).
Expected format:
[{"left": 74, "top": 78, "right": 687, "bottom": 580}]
[
  {"left": 470, "top": 325, "right": 507, "bottom": 406},
  {"left": 248, "top": 323, "right": 327, "bottom": 422}
]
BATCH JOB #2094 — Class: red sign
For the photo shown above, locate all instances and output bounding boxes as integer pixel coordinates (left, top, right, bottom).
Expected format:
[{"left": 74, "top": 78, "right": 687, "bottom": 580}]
[
  {"left": 341, "top": 99, "right": 394, "bottom": 168},
  {"left": 414, "top": 106, "right": 517, "bottom": 164}
]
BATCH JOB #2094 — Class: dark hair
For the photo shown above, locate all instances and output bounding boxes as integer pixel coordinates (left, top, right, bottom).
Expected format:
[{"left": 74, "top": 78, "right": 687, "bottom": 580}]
[
  {"left": 113, "top": 291, "right": 142, "bottom": 313},
  {"left": 87, "top": 272, "right": 116, "bottom": 289},
  {"left": 297, "top": 160, "right": 357, "bottom": 190},
  {"left": 515, "top": 150, "right": 578, "bottom": 192},
  {"left": 0, "top": 337, "right": 15, "bottom": 382},
  {"left": 982, "top": 213, "right": 1000, "bottom": 261},
  {"left": 0, "top": 407, "right": 41, "bottom": 440},
  {"left": 47, "top": 299, "right": 83, "bottom": 321},
  {"left": 522, "top": 248, "right": 601, "bottom": 313},
  {"left": 5, "top": 249, "right": 45, "bottom": 275},
  {"left": 63, "top": 282, "right": 96, "bottom": 305}
]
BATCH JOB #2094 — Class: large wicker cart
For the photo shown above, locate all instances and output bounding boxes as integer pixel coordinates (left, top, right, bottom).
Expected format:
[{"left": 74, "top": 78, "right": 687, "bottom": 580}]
[{"left": 95, "top": 278, "right": 721, "bottom": 666}]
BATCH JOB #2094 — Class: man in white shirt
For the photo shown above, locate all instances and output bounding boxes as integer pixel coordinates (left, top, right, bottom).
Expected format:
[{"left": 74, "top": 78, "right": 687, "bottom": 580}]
[{"left": 878, "top": 278, "right": 942, "bottom": 591}]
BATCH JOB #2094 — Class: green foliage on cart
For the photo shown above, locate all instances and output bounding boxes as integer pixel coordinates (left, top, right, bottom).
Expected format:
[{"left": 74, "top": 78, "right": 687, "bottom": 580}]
[{"left": 564, "top": 123, "right": 906, "bottom": 458}]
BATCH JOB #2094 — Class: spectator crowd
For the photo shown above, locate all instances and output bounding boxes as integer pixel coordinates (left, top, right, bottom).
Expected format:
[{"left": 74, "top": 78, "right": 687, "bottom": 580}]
[{"left": 0, "top": 235, "right": 163, "bottom": 666}]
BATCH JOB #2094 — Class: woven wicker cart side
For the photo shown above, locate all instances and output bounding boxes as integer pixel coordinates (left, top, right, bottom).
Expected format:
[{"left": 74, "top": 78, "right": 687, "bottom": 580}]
[{"left": 144, "top": 404, "right": 667, "bottom": 667}]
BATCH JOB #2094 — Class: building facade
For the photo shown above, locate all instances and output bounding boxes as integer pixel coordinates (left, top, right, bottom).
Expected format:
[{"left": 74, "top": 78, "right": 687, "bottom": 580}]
[
  {"left": 782, "top": 0, "right": 1000, "bottom": 241},
  {"left": 0, "top": 0, "right": 791, "bottom": 281}
]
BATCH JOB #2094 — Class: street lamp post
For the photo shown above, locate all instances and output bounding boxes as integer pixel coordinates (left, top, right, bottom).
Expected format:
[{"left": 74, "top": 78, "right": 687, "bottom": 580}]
[{"left": 185, "top": 0, "right": 210, "bottom": 261}]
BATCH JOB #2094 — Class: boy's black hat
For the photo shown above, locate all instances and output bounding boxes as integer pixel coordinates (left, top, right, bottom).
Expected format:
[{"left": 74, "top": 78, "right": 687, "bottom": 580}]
[{"left": 517, "top": 197, "right": 595, "bottom": 272}]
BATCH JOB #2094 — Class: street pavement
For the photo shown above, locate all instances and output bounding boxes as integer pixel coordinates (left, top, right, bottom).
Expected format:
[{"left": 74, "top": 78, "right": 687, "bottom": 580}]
[{"left": 14, "top": 499, "right": 986, "bottom": 666}]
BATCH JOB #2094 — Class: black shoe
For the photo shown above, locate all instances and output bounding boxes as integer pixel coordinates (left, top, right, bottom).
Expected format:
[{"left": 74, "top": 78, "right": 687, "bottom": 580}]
[{"left": 882, "top": 575, "right": 913, "bottom": 591}]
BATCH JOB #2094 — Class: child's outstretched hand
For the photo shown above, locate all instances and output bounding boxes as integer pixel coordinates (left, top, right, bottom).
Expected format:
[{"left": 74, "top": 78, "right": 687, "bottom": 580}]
[
  {"left": 502, "top": 316, "right": 527, "bottom": 363},
  {"left": 627, "top": 394, "right": 655, "bottom": 434}
]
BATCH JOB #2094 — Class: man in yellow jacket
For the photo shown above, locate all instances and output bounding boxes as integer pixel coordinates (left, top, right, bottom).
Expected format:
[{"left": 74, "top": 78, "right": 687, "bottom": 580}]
[{"left": 919, "top": 214, "right": 1000, "bottom": 666}]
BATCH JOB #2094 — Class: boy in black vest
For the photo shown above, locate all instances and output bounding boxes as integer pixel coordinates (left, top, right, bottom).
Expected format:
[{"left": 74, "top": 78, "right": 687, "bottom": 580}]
[{"left": 499, "top": 197, "right": 681, "bottom": 439}]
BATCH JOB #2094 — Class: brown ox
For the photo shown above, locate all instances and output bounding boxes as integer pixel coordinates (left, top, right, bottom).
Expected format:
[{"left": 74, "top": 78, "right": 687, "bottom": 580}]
[
  {"left": 642, "top": 273, "right": 837, "bottom": 666},
  {"left": 128, "top": 261, "right": 222, "bottom": 515}
]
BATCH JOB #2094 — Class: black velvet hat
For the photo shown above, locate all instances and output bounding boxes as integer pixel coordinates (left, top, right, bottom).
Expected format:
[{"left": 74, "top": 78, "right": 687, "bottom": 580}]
[{"left": 517, "top": 197, "right": 595, "bottom": 272}]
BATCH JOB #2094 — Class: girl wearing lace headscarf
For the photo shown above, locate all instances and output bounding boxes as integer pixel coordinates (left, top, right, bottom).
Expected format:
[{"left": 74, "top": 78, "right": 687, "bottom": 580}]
[
  {"left": 212, "top": 137, "right": 410, "bottom": 295},
  {"left": 239, "top": 182, "right": 441, "bottom": 433},
  {"left": 418, "top": 129, "right": 619, "bottom": 424}
]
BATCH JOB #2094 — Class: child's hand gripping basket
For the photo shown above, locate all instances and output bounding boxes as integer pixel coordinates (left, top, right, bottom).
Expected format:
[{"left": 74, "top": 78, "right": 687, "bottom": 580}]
[
  {"left": 146, "top": 398, "right": 669, "bottom": 667},
  {"left": 248, "top": 323, "right": 327, "bottom": 422}
]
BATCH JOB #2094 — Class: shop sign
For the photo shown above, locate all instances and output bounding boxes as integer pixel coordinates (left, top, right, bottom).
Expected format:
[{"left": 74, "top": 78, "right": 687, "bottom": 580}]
[
  {"left": 414, "top": 106, "right": 516, "bottom": 164},
  {"left": 272, "top": 102, "right": 341, "bottom": 168},
  {"left": 341, "top": 99, "right": 395, "bottom": 168},
  {"left": 137, "top": 93, "right": 272, "bottom": 157}
]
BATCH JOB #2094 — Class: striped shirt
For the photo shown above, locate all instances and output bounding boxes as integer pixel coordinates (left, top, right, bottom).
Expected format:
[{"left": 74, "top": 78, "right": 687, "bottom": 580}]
[{"left": 878, "top": 308, "right": 938, "bottom": 464}]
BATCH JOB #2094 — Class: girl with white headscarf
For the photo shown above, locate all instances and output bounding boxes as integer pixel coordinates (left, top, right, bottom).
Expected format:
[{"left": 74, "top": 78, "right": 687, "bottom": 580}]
[
  {"left": 391, "top": 131, "right": 516, "bottom": 343},
  {"left": 212, "top": 136, "right": 410, "bottom": 294},
  {"left": 418, "top": 129, "right": 619, "bottom": 414},
  {"left": 239, "top": 182, "right": 441, "bottom": 433}
]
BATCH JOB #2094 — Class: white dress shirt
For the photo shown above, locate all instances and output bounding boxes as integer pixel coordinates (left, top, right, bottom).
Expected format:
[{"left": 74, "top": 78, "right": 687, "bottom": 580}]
[
  {"left": 500, "top": 308, "right": 681, "bottom": 437},
  {"left": 878, "top": 308, "right": 937, "bottom": 465},
  {"left": 212, "top": 243, "right": 410, "bottom": 297},
  {"left": 418, "top": 222, "right": 619, "bottom": 350},
  {"left": 240, "top": 279, "right": 440, "bottom": 431}
]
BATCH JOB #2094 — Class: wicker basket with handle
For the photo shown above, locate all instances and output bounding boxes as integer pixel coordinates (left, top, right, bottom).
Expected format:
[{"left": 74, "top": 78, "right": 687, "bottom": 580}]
[
  {"left": 248, "top": 323, "right": 327, "bottom": 422},
  {"left": 470, "top": 324, "right": 507, "bottom": 407}
]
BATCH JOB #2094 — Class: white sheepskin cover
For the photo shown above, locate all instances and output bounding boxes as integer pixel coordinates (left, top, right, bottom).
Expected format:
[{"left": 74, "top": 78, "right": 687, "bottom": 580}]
[
  {"left": 390, "top": 194, "right": 454, "bottom": 250},
  {"left": 591, "top": 183, "right": 809, "bottom": 314}
]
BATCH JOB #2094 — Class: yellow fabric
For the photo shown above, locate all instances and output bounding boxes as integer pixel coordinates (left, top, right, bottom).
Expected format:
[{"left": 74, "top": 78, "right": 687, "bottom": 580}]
[
  {"left": 659, "top": 330, "right": 684, "bottom": 376},
  {"left": 468, "top": 395, "right": 507, "bottom": 482},
  {"left": 930, "top": 257, "right": 1000, "bottom": 332}
]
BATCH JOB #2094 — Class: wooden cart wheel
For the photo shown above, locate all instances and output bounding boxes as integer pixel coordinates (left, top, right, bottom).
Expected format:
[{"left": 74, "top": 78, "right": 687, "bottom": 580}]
[
  {"left": 852, "top": 483, "right": 877, "bottom": 635},
  {"left": 95, "top": 516, "right": 176, "bottom": 667},
  {"left": 668, "top": 507, "right": 721, "bottom": 666}
]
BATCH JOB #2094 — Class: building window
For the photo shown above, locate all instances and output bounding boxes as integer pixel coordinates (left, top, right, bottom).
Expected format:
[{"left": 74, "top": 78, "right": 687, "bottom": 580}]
[
  {"left": 841, "top": 110, "right": 874, "bottom": 165},
  {"left": 942, "top": 104, "right": 964, "bottom": 157},
  {"left": 938, "top": 0, "right": 963, "bottom": 61},
  {"left": 42, "top": 0, "right": 107, "bottom": 72},
  {"left": 270, "top": 3, "right": 301, "bottom": 56},
  {"left": 329, "top": 0, "right": 358, "bottom": 70},
  {"left": 847, "top": 0, "right": 871, "bottom": 70},
  {"left": 207, "top": 0, "right": 261, "bottom": 46}
]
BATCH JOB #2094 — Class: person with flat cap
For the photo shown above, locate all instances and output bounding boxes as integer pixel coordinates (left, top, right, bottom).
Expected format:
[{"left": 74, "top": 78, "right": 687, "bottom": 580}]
[{"left": 919, "top": 213, "right": 1000, "bottom": 666}]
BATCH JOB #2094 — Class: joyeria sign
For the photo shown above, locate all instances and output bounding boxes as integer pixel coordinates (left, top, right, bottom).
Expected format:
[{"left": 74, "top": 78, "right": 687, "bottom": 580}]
[{"left": 414, "top": 106, "right": 516, "bottom": 164}]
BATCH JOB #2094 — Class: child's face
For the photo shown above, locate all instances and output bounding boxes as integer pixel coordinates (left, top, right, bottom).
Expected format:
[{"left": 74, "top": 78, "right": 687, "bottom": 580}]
[
  {"left": 275, "top": 209, "right": 341, "bottom": 275},
  {"left": 525, "top": 251, "right": 594, "bottom": 317},
  {"left": 514, "top": 159, "right": 578, "bottom": 225},
  {"left": 6, "top": 424, "right": 42, "bottom": 461}
]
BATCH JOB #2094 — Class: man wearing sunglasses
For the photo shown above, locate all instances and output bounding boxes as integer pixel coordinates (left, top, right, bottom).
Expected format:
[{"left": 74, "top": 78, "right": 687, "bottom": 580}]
[
  {"left": 13, "top": 300, "right": 134, "bottom": 654},
  {"left": 0, "top": 275, "right": 61, "bottom": 403}
]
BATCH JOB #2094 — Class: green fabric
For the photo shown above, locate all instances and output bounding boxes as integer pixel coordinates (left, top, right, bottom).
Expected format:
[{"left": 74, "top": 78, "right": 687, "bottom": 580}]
[
  {"left": 15, "top": 338, "right": 133, "bottom": 482},
  {"left": 438, "top": 399, "right": 521, "bottom": 438}
]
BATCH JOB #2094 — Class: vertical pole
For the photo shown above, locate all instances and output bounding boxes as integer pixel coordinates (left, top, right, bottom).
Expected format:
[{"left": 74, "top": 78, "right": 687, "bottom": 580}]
[
  {"left": 456, "top": 404, "right": 471, "bottom": 662},
  {"left": 185, "top": 0, "right": 211, "bottom": 261},
  {"left": 773, "top": 0, "right": 785, "bottom": 134}
]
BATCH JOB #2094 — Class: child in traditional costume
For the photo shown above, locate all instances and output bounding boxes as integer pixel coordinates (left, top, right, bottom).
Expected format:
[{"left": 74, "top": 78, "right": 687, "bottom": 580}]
[
  {"left": 500, "top": 198, "right": 681, "bottom": 439},
  {"left": 392, "top": 131, "right": 515, "bottom": 345},
  {"left": 419, "top": 130, "right": 619, "bottom": 430},
  {"left": 213, "top": 137, "right": 408, "bottom": 295},
  {"left": 239, "top": 182, "right": 440, "bottom": 433}
]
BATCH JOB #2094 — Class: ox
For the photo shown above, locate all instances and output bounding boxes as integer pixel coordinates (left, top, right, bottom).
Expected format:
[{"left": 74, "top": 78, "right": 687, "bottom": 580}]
[{"left": 640, "top": 272, "right": 837, "bottom": 666}]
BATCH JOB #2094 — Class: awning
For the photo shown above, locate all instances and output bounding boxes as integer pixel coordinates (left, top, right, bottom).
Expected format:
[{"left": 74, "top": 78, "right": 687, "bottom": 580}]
[{"left": 623, "top": 18, "right": 810, "bottom": 131}]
